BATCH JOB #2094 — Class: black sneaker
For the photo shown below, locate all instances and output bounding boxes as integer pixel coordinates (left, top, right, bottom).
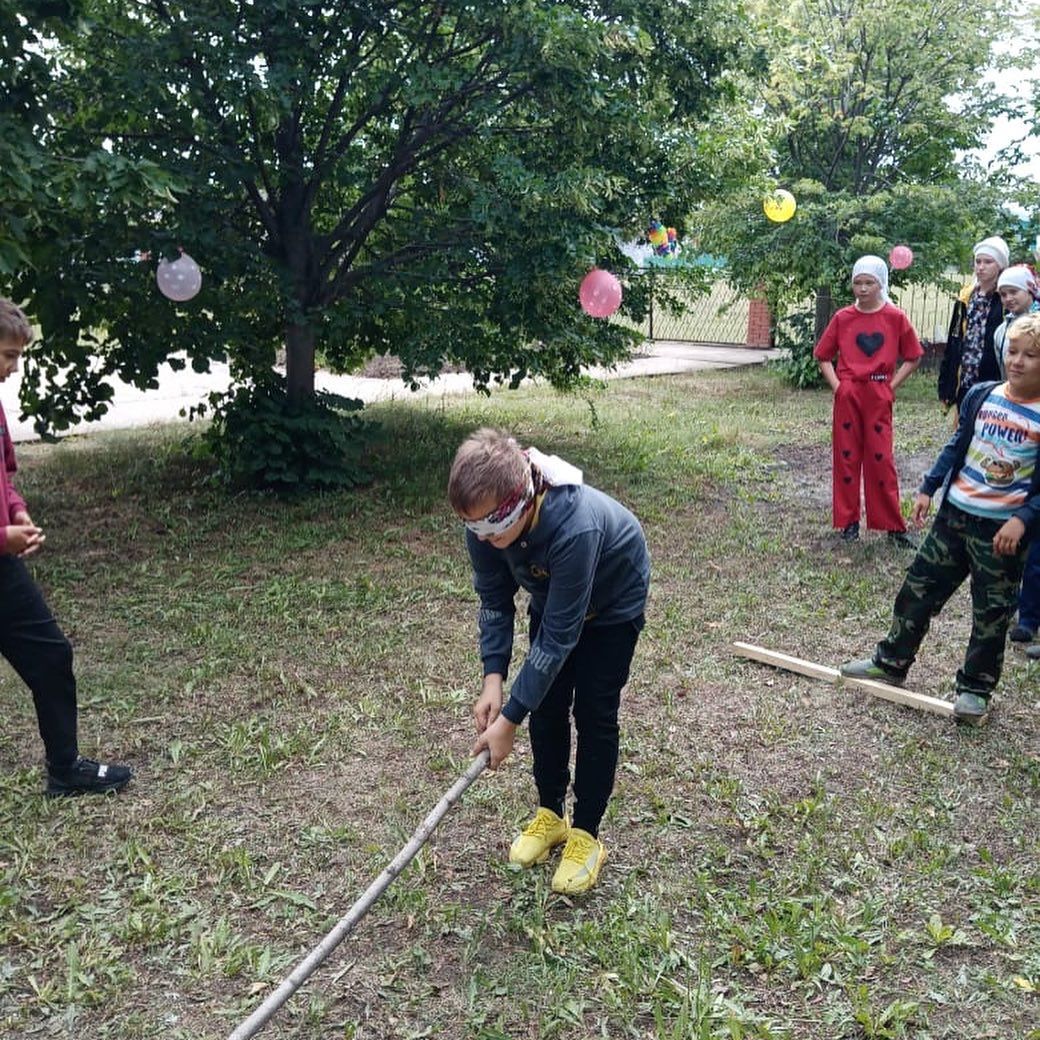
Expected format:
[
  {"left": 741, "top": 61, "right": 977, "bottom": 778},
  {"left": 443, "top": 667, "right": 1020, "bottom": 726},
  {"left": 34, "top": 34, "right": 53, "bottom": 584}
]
[
  {"left": 841, "top": 522, "right": 860, "bottom": 542},
  {"left": 1009, "top": 624, "right": 1036, "bottom": 643},
  {"left": 46, "top": 756, "right": 133, "bottom": 797},
  {"left": 887, "top": 530, "right": 918, "bottom": 549},
  {"left": 1028, "top": 644, "right": 1040, "bottom": 661}
]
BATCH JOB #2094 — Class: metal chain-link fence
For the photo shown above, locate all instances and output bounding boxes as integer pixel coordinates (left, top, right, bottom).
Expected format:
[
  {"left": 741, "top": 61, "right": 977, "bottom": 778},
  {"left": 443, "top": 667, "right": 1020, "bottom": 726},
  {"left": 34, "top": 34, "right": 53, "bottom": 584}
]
[
  {"left": 621, "top": 273, "right": 965, "bottom": 346},
  {"left": 621, "top": 275, "right": 749, "bottom": 344},
  {"left": 890, "top": 279, "right": 964, "bottom": 344}
]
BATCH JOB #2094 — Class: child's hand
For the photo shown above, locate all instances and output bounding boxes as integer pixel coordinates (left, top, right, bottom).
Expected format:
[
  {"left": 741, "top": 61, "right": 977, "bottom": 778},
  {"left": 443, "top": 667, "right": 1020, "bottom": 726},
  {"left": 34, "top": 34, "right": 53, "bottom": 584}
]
[
  {"left": 473, "top": 676, "right": 503, "bottom": 734},
  {"left": 909, "top": 493, "right": 932, "bottom": 529},
  {"left": 993, "top": 517, "right": 1026, "bottom": 556},
  {"left": 5, "top": 523, "right": 44, "bottom": 557},
  {"left": 472, "top": 714, "right": 516, "bottom": 770}
]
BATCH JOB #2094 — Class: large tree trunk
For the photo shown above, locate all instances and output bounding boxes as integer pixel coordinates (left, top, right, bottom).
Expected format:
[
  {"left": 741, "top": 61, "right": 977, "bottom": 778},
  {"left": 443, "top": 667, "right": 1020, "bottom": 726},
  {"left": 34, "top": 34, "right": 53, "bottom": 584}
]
[
  {"left": 813, "top": 285, "right": 835, "bottom": 342},
  {"left": 285, "top": 322, "right": 316, "bottom": 405}
]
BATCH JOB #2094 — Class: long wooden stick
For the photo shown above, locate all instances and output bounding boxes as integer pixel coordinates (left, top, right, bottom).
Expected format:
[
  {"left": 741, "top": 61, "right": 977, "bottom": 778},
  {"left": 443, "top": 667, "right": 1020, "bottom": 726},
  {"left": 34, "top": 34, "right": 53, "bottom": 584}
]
[
  {"left": 227, "top": 749, "right": 491, "bottom": 1040},
  {"left": 733, "top": 642, "right": 955, "bottom": 718}
]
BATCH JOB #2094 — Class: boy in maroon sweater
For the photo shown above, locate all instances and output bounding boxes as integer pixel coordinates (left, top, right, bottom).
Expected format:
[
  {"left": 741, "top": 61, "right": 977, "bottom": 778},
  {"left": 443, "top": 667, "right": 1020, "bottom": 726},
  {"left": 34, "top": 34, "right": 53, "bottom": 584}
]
[{"left": 0, "top": 298, "right": 132, "bottom": 795}]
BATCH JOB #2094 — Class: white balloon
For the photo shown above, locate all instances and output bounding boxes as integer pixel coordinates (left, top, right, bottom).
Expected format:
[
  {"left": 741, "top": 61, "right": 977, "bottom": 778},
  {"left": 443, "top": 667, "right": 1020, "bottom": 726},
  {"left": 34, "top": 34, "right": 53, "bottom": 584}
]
[{"left": 156, "top": 252, "right": 202, "bottom": 302}]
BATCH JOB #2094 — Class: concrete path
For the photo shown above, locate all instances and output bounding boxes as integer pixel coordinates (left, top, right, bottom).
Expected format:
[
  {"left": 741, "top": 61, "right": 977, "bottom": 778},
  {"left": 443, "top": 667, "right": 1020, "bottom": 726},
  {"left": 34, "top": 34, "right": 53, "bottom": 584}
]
[{"left": 5, "top": 341, "right": 776, "bottom": 443}]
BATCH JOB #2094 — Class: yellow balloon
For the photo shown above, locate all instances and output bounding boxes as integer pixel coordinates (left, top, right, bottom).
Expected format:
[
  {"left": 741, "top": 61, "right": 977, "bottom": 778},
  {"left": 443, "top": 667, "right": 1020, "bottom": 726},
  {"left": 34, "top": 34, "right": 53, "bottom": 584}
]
[{"left": 763, "top": 189, "right": 797, "bottom": 223}]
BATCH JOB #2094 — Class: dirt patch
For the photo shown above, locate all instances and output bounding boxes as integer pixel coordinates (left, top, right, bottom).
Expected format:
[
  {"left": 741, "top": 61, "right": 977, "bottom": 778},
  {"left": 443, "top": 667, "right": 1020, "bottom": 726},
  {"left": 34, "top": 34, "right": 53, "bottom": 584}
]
[{"left": 773, "top": 442, "right": 940, "bottom": 513}]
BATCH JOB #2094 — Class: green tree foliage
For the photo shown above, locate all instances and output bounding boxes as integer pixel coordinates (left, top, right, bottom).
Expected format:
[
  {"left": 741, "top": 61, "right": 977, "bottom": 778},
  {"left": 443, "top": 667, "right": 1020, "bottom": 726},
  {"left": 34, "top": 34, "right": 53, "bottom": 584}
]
[
  {"left": 0, "top": 1, "right": 180, "bottom": 333},
  {"left": 690, "top": 0, "right": 1020, "bottom": 382},
  {"left": 4, "top": 0, "right": 751, "bottom": 447},
  {"left": 766, "top": 0, "right": 1000, "bottom": 192}
]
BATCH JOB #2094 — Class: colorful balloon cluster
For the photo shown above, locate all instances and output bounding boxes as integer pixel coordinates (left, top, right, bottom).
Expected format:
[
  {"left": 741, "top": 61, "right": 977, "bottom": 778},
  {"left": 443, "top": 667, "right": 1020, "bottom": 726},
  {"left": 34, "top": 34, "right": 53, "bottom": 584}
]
[{"left": 647, "top": 220, "right": 680, "bottom": 258}]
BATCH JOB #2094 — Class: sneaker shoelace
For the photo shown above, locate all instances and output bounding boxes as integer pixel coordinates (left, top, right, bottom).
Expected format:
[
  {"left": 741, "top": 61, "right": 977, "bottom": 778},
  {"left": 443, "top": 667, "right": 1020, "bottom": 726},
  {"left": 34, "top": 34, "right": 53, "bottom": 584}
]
[
  {"left": 561, "top": 832, "right": 597, "bottom": 867},
  {"left": 523, "top": 810, "right": 562, "bottom": 839}
]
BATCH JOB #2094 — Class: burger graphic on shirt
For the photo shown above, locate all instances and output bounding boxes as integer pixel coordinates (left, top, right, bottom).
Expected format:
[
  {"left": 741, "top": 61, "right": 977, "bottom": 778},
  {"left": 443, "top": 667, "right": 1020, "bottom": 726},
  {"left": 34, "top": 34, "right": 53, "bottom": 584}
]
[{"left": 981, "top": 456, "right": 1016, "bottom": 487}]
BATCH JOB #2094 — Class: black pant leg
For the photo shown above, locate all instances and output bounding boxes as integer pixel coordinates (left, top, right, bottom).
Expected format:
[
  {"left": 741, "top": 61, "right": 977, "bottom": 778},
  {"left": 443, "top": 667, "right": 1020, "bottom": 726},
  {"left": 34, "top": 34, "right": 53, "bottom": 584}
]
[
  {"left": 0, "top": 556, "right": 78, "bottom": 766},
  {"left": 568, "top": 618, "right": 641, "bottom": 837},
  {"left": 528, "top": 646, "right": 576, "bottom": 819}
]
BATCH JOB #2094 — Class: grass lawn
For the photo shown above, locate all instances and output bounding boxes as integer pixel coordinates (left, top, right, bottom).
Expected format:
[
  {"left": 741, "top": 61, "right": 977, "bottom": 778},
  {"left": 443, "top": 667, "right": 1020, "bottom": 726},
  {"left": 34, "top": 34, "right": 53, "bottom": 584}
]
[{"left": 1, "top": 364, "right": 1037, "bottom": 1039}]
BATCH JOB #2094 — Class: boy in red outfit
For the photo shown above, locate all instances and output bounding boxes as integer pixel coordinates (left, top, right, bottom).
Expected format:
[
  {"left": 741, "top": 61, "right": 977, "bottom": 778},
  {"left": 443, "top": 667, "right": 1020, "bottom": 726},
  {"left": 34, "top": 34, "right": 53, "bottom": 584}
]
[{"left": 814, "top": 256, "right": 923, "bottom": 543}]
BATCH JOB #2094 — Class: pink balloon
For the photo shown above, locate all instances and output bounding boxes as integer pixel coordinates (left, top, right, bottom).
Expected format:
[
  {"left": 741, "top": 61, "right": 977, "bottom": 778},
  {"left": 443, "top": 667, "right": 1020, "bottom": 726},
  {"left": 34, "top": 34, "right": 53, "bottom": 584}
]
[
  {"left": 579, "top": 268, "right": 622, "bottom": 318},
  {"left": 156, "top": 252, "right": 202, "bottom": 301},
  {"left": 889, "top": 245, "right": 913, "bottom": 271}
]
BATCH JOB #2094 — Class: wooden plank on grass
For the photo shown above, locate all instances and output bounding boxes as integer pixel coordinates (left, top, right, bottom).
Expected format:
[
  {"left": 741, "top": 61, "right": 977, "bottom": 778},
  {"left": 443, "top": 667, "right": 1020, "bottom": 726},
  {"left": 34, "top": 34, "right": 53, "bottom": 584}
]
[{"left": 733, "top": 641, "right": 955, "bottom": 718}]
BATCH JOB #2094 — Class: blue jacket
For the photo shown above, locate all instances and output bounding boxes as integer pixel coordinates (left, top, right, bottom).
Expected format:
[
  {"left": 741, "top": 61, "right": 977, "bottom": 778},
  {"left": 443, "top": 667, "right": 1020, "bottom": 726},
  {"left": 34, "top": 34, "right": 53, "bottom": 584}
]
[
  {"left": 466, "top": 483, "right": 650, "bottom": 723},
  {"left": 920, "top": 380, "right": 1040, "bottom": 535}
]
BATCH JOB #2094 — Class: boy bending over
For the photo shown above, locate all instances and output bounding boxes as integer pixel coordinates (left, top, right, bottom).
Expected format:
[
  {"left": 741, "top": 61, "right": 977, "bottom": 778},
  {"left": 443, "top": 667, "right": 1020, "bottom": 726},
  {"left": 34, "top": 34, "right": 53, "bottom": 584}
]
[{"left": 449, "top": 429, "right": 649, "bottom": 894}]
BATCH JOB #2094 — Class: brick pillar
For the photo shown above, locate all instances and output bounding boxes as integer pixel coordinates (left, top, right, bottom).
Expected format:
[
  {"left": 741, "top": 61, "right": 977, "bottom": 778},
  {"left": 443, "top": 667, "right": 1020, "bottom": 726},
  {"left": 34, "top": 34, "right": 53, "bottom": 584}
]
[{"left": 746, "top": 294, "right": 772, "bottom": 348}]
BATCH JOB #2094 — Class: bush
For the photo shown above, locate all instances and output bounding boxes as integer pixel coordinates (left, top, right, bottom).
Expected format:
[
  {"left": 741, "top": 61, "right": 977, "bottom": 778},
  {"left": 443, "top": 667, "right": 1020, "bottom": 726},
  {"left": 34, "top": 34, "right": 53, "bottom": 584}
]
[
  {"left": 772, "top": 309, "right": 823, "bottom": 389},
  {"left": 200, "top": 377, "right": 374, "bottom": 491}
]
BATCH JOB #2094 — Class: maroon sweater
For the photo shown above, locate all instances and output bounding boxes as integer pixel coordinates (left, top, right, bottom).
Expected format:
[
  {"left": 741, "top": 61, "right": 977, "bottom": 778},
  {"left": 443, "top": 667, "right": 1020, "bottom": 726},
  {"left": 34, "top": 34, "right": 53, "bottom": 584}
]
[{"left": 0, "top": 400, "right": 29, "bottom": 554}]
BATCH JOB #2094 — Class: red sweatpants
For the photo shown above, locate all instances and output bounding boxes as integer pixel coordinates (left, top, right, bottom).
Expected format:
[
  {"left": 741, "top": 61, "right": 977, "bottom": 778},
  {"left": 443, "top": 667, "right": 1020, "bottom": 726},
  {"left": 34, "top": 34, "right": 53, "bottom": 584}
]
[{"left": 831, "top": 379, "right": 906, "bottom": 532}]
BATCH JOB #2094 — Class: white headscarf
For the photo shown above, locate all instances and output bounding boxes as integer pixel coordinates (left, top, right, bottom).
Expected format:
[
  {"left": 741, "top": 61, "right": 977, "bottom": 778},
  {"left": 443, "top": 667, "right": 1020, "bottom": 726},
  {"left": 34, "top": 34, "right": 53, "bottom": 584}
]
[
  {"left": 851, "top": 255, "right": 889, "bottom": 303},
  {"left": 973, "top": 236, "right": 1010, "bottom": 270},
  {"left": 996, "top": 264, "right": 1040, "bottom": 299}
]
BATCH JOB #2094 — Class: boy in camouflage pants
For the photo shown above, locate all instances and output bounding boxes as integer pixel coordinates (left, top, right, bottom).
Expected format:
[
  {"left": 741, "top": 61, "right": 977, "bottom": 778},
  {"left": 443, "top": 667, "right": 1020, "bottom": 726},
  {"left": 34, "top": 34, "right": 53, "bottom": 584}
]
[{"left": 842, "top": 315, "right": 1040, "bottom": 723}]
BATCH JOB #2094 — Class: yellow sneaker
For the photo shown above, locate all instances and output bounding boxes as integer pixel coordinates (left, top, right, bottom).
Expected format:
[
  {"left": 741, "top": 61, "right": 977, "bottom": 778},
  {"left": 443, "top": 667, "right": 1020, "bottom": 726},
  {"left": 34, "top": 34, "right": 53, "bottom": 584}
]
[
  {"left": 509, "top": 808, "right": 569, "bottom": 867},
  {"left": 551, "top": 828, "right": 606, "bottom": 894}
]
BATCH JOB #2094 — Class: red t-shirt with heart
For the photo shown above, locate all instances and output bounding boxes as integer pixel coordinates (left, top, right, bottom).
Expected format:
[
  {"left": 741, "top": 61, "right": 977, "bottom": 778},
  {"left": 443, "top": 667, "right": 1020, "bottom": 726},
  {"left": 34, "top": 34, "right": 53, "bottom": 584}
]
[{"left": 813, "top": 303, "right": 923, "bottom": 380}]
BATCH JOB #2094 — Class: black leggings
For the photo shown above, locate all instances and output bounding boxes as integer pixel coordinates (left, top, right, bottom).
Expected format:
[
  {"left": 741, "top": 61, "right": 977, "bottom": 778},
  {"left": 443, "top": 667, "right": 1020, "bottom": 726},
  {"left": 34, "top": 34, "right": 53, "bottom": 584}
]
[
  {"left": 0, "top": 556, "right": 78, "bottom": 766},
  {"left": 528, "top": 615, "right": 642, "bottom": 836}
]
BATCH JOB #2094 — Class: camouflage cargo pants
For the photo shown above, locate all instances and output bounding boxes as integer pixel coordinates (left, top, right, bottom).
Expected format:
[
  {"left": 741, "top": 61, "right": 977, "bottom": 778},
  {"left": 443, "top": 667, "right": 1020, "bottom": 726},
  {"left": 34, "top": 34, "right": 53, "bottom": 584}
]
[{"left": 875, "top": 504, "right": 1026, "bottom": 698}]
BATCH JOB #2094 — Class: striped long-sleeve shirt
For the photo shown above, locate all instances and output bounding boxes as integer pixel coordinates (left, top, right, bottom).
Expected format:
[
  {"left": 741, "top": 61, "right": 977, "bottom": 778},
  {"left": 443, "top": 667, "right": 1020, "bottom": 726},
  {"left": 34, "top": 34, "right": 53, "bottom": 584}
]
[
  {"left": 921, "top": 381, "right": 1040, "bottom": 534},
  {"left": 947, "top": 384, "right": 1040, "bottom": 521}
]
